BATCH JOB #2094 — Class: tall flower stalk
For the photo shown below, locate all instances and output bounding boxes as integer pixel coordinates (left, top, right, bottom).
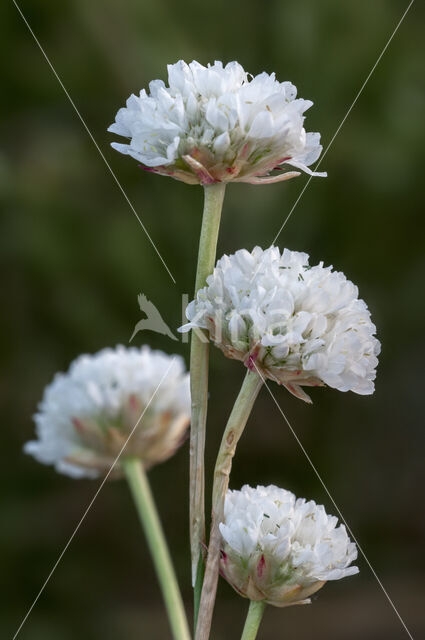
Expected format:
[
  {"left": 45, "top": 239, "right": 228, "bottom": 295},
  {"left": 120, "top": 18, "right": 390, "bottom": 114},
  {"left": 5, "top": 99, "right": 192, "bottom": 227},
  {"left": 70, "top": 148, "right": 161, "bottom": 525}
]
[
  {"left": 190, "top": 183, "right": 226, "bottom": 620},
  {"left": 109, "top": 60, "right": 326, "bottom": 621},
  {"left": 123, "top": 458, "right": 191, "bottom": 640},
  {"left": 195, "top": 370, "right": 263, "bottom": 640},
  {"left": 104, "top": 60, "right": 372, "bottom": 639}
]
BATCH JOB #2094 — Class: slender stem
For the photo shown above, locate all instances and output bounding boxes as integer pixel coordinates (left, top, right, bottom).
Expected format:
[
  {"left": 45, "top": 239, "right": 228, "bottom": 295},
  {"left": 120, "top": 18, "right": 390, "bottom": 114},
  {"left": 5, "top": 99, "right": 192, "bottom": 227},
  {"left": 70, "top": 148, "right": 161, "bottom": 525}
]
[
  {"left": 241, "top": 601, "right": 267, "bottom": 640},
  {"left": 190, "top": 184, "right": 226, "bottom": 601},
  {"left": 122, "top": 458, "right": 191, "bottom": 640},
  {"left": 193, "top": 184, "right": 226, "bottom": 294},
  {"left": 195, "top": 370, "right": 263, "bottom": 640}
]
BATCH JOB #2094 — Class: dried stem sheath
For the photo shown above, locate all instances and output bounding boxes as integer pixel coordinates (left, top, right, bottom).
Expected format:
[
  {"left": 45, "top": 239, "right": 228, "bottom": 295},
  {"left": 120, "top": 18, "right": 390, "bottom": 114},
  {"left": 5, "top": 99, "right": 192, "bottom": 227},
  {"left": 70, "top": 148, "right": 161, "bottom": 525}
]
[{"left": 195, "top": 370, "right": 263, "bottom": 640}]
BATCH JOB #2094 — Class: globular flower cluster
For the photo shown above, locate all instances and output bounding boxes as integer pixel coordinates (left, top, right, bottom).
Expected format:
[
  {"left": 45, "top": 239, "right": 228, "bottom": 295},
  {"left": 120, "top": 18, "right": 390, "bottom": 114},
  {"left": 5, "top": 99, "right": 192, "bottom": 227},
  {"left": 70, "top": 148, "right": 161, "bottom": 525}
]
[
  {"left": 108, "top": 60, "right": 325, "bottom": 185},
  {"left": 219, "top": 485, "right": 358, "bottom": 607},
  {"left": 24, "top": 346, "right": 190, "bottom": 478},
  {"left": 180, "top": 246, "right": 380, "bottom": 402}
]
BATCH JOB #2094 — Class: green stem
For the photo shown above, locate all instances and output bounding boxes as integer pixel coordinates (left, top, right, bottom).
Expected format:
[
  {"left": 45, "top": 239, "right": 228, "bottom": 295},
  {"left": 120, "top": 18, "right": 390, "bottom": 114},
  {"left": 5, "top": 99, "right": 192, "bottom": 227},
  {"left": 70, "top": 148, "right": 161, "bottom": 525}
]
[
  {"left": 122, "top": 458, "right": 191, "bottom": 640},
  {"left": 194, "top": 184, "right": 226, "bottom": 294},
  {"left": 195, "top": 370, "right": 263, "bottom": 640},
  {"left": 241, "top": 601, "right": 267, "bottom": 640},
  {"left": 190, "top": 184, "right": 226, "bottom": 607}
]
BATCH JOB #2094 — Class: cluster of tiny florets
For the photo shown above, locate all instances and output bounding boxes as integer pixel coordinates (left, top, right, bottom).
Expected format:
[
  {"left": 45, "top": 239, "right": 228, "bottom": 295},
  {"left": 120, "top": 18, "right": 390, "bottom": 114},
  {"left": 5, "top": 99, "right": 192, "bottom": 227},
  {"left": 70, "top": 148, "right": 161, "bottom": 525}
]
[
  {"left": 180, "top": 246, "right": 380, "bottom": 402},
  {"left": 219, "top": 484, "right": 358, "bottom": 607},
  {"left": 24, "top": 346, "right": 190, "bottom": 478},
  {"left": 108, "top": 60, "right": 325, "bottom": 185}
]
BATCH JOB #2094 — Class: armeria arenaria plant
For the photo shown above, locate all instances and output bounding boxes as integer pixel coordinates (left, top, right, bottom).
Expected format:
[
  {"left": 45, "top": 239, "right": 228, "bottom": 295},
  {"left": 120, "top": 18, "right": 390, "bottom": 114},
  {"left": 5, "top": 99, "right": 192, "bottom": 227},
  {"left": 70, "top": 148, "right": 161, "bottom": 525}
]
[
  {"left": 109, "top": 60, "right": 328, "bottom": 615},
  {"left": 24, "top": 57, "right": 380, "bottom": 640}
]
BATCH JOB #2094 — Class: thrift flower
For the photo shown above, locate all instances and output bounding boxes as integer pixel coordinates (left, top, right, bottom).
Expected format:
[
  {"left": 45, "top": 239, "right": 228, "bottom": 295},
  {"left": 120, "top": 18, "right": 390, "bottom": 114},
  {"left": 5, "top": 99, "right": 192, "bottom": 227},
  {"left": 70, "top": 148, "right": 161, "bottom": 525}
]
[
  {"left": 24, "top": 346, "right": 190, "bottom": 478},
  {"left": 108, "top": 60, "right": 325, "bottom": 185},
  {"left": 219, "top": 484, "right": 359, "bottom": 607},
  {"left": 180, "top": 246, "right": 380, "bottom": 402}
]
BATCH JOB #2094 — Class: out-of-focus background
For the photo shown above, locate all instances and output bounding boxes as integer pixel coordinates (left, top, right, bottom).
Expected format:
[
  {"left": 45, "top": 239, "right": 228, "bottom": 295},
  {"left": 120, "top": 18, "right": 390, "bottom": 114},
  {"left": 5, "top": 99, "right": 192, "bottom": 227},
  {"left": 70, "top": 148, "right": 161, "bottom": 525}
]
[{"left": 1, "top": 0, "right": 424, "bottom": 638}]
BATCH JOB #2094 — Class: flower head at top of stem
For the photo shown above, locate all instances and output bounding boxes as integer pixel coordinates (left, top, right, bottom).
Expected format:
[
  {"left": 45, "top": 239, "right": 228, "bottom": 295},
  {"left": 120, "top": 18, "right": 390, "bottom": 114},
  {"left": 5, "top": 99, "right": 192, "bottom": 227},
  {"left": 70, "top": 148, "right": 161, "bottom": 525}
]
[
  {"left": 219, "top": 484, "right": 359, "bottom": 608},
  {"left": 180, "top": 246, "right": 380, "bottom": 403},
  {"left": 24, "top": 345, "right": 190, "bottom": 478},
  {"left": 108, "top": 60, "right": 326, "bottom": 185}
]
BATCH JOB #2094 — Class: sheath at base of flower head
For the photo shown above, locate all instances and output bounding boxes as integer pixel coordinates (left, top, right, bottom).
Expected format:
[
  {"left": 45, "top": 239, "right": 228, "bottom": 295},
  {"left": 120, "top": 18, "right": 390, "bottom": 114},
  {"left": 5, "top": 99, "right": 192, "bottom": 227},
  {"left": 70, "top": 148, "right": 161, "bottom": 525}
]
[
  {"left": 24, "top": 346, "right": 190, "bottom": 479},
  {"left": 219, "top": 485, "right": 358, "bottom": 607},
  {"left": 179, "top": 246, "right": 380, "bottom": 403},
  {"left": 108, "top": 60, "right": 326, "bottom": 186}
]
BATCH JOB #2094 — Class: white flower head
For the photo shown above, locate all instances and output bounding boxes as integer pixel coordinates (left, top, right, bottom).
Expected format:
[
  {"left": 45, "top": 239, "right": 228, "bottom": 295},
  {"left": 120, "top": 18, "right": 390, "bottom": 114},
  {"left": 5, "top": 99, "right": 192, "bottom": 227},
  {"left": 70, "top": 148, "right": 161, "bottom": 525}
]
[
  {"left": 219, "top": 485, "right": 358, "bottom": 607},
  {"left": 24, "top": 346, "right": 190, "bottom": 479},
  {"left": 108, "top": 60, "right": 326, "bottom": 185},
  {"left": 180, "top": 246, "right": 380, "bottom": 402}
]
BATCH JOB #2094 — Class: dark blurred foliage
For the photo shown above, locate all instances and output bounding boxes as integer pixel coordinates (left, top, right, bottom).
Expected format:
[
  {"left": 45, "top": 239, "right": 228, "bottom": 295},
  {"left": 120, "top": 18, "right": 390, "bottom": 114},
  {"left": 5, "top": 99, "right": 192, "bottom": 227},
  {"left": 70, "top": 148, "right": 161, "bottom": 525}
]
[{"left": 1, "top": 0, "right": 424, "bottom": 638}]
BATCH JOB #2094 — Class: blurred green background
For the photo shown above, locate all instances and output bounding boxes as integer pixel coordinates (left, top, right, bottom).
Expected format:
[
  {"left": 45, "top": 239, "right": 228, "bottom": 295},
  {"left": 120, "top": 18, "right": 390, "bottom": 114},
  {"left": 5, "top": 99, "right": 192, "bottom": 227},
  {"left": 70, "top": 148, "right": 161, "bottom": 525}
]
[{"left": 1, "top": 0, "right": 424, "bottom": 638}]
